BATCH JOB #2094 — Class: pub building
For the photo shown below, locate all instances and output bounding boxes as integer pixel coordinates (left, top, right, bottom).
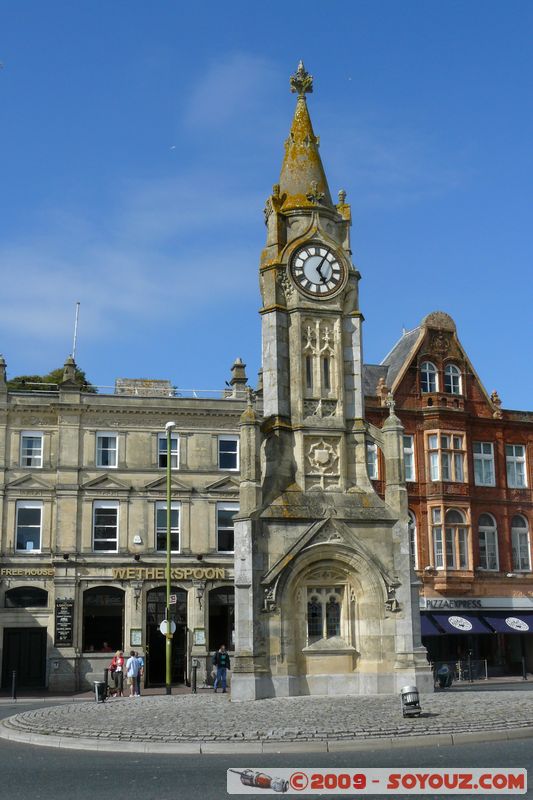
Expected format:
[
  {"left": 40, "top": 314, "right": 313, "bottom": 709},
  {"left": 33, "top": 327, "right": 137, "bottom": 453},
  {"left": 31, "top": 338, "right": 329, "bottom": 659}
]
[{"left": 0, "top": 369, "right": 246, "bottom": 692}]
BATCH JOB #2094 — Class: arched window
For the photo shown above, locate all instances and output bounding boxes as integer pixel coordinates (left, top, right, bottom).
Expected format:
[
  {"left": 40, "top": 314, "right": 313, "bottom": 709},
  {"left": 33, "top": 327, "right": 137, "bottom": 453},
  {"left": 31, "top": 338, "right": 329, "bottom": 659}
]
[
  {"left": 420, "top": 362, "right": 438, "bottom": 393},
  {"left": 307, "top": 596, "right": 323, "bottom": 643},
  {"left": 5, "top": 586, "right": 48, "bottom": 608},
  {"left": 408, "top": 511, "right": 418, "bottom": 569},
  {"left": 306, "top": 586, "right": 345, "bottom": 644},
  {"left": 444, "top": 364, "right": 462, "bottom": 395},
  {"left": 208, "top": 587, "right": 235, "bottom": 651},
  {"left": 511, "top": 515, "right": 531, "bottom": 571},
  {"left": 478, "top": 513, "right": 499, "bottom": 571},
  {"left": 82, "top": 586, "right": 124, "bottom": 652},
  {"left": 432, "top": 507, "right": 468, "bottom": 569},
  {"left": 326, "top": 597, "right": 341, "bottom": 637}
]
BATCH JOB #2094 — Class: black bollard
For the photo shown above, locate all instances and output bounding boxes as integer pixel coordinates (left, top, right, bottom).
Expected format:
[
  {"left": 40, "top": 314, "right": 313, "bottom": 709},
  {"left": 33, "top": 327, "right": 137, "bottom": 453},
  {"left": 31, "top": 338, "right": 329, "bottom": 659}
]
[
  {"left": 103, "top": 667, "right": 109, "bottom": 698},
  {"left": 11, "top": 670, "right": 16, "bottom": 701},
  {"left": 522, "top": 657, "right": 528, "bottom": 681},
  {"left": 191, "top": 661, "right": 198, "bottom": 694}
]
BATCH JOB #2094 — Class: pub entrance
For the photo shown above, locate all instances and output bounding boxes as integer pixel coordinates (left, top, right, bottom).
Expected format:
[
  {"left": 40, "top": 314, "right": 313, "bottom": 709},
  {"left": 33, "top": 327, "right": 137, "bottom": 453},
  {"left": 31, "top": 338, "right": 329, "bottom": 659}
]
[
  {"left": 145, "top": 587, "right": 187, "bottom": 687},
  {"left": 2, "top": 627, "right": 47, "bottom": 688}
]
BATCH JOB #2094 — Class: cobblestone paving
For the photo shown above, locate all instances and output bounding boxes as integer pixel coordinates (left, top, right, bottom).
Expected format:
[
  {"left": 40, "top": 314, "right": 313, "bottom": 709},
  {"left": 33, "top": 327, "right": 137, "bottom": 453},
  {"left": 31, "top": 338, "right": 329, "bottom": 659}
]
[{"left": 3, "top": 691, "right": 533, "bottom": 742}]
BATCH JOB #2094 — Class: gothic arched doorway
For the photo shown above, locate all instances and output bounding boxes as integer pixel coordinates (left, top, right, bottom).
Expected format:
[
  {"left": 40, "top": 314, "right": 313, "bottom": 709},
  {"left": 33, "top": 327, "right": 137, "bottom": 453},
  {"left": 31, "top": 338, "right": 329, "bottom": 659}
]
[{"left": 145, "top": 586, "right": 187, "bottom": 687}]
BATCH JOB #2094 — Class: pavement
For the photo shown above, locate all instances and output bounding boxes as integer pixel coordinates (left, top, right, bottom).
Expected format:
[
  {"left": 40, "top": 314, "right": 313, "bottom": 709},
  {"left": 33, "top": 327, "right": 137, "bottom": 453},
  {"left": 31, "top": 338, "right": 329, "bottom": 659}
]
[{"left": 1, "top": 681, "right": 533, "bottom": 754}]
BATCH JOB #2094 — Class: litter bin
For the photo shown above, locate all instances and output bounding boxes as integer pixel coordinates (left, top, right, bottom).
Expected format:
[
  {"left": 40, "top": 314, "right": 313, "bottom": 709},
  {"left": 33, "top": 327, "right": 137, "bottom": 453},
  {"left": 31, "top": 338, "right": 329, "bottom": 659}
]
[
  {"left": 94, "top": 680, "right": 106, "bottom": 703},
  {"left": 400, "top": 685, "right": 421, "bottom": 718}
]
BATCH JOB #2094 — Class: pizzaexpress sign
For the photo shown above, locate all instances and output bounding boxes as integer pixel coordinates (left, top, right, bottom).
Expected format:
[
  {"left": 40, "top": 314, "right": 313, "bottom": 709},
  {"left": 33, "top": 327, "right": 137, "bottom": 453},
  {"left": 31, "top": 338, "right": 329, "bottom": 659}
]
[{"left": 112, "top": 567, "right": 226, "bottom": 581}]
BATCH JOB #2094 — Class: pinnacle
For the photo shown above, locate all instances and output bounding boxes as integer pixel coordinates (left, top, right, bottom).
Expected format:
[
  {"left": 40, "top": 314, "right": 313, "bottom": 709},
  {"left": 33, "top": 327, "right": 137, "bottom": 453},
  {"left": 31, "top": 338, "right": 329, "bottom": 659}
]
[{"left": 278, "top": 66, "right": 333, "bottom": 212}]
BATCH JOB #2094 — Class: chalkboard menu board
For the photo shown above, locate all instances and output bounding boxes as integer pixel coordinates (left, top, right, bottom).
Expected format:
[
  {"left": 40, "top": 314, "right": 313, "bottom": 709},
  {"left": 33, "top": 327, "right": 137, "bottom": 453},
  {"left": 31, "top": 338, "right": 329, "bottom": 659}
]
[{"left": 54, "top": 598, "right": 74, "bottom": 646}]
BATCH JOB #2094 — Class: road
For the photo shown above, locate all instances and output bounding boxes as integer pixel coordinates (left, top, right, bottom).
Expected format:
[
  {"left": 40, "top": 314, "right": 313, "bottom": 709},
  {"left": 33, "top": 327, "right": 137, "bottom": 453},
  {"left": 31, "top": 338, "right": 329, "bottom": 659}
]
[{"left": 0, "top": 701, "right": 531, "bottom": 800}]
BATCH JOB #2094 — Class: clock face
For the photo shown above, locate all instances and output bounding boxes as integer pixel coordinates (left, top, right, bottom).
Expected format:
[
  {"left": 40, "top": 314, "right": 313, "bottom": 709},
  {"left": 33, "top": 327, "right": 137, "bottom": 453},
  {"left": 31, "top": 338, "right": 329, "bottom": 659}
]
[{"left": 290, "top": 244, "right": 346, "bottom": 298}]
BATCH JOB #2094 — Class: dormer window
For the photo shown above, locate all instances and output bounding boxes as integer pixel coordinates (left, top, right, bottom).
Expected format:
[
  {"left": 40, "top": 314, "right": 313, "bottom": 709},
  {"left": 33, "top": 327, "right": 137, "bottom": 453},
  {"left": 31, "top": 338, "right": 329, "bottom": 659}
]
[
  {"left": 420, "top": 362, "right": 438, "bottom": 393},
  {"left": 444, "top": 364, "right": 462, "bottom": 395}
]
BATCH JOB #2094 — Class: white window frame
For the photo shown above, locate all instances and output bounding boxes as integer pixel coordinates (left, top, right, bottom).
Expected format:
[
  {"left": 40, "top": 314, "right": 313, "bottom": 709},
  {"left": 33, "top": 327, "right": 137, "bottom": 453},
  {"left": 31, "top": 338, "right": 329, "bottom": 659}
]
[
  {"left": 366, "top": 442, "right": 378, "bottom": 480},
  {"left": 420, "top": 361, "right": 438, "bottom": 393},
  {"left": 216, "top": 502, "right": 239, "bottom": 553},
  {"left": 96, "top": 432, "right": 118, "bottom": 469},
  {"left": 92, "top": 500, "right": 119, "bottom": 552},
  {"left": 408, "top": 510, "right": 418, "bottom": 569},
  {"left": 431, "top": 506, "right": 469, "bottom": 570},
  {"left": 511, "top": 515, "right": 531, "bottom": 572},
  {"left": 218, "top": 435, "right": 239, "bottom": 471},
  {"left": 155, "top": 501, "right": 180, "bottom": 553},
  {"left": 403, "top": 435, "right": 416, "bottom": 482},
  {"left": 15, "top": 500, "right": 43, "bottom": 553},
  {"left": 444, "top": 363, "right": 462, "bottom": 395},
  {"left": 428, "top": 432, "right": 466, "bottom": 482},
  {"left": 473, "top": 442, "right": 496, "bottom": 487},
  {"left": 478, "top": 513, "right": 499, "bottom": 571},
  {"left": 157, "top": 433, "right": 179, "bottom": 470},
  {"left": 20, "top": 431, "right": 43, "bottom": 468},
  {"left": 506, "top": 444, "right": 527, "bottom": 489}
]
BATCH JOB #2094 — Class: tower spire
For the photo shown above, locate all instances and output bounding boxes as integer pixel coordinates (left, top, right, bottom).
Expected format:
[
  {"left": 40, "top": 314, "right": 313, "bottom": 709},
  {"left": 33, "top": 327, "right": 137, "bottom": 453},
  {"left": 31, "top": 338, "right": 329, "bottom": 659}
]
[{"left": 278, "top": 62, "right": 333, "bottom": 212}]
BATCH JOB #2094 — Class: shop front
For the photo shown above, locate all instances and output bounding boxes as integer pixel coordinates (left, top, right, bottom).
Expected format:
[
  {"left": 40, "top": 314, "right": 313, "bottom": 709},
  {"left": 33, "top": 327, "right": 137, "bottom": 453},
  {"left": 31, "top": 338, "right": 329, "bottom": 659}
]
[{"left": 420, "top": 597, "right": 533, "bottom": 678}]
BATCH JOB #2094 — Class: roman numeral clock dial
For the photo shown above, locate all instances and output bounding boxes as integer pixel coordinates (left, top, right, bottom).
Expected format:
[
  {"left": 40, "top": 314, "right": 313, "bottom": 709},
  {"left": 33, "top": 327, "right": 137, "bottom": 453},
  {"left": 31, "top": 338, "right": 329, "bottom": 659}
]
[{"left": 289, "top": 244, "right": 346, "bottom": 298}]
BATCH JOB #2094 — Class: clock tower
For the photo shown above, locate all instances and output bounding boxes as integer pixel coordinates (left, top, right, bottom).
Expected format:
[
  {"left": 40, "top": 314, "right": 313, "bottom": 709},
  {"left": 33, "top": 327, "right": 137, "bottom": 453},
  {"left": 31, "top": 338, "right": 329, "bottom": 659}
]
[{"left": 231, "top": 63, "right": 432, "bottom": 701}]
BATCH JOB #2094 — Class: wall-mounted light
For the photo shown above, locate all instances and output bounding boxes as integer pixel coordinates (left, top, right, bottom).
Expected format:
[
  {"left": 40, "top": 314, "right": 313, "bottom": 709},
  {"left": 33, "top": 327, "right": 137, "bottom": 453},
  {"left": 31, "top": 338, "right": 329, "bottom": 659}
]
[
  {"left": 63, "top": 553, "right": 70, "bottom": 561},
  {"left": 194, "top": 580, "right": 206, "bottom": 609},
  {"left": 133, "top": 554, "right": 141, "bottom": 562},
  {"left": 132, "top": 581, "right": 142, "bottom": 610},
  {"left": 133, "top": 535, "right": 142, "bottom": 545}
]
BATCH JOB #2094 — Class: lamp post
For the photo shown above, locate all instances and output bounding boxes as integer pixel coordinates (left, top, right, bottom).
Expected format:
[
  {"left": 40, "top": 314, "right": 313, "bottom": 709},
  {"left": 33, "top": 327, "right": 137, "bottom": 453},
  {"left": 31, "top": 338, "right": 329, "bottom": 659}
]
[{"left": 165, "top": 420, "right": 176, "bottom": 695}]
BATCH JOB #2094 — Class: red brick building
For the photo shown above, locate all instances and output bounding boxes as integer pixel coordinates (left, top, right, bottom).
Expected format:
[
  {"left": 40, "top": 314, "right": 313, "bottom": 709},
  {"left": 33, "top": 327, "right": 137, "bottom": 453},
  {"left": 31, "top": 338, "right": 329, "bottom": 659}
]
[{"left": 365, "top": 310, "right": 533, "bottom": 677}]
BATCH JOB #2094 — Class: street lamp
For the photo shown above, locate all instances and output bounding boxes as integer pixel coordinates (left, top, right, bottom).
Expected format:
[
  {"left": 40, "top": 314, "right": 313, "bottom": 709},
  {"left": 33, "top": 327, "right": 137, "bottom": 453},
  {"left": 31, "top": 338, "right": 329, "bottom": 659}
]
[{"left": 165, "top": 420, "right": 176, "bottom": 695}]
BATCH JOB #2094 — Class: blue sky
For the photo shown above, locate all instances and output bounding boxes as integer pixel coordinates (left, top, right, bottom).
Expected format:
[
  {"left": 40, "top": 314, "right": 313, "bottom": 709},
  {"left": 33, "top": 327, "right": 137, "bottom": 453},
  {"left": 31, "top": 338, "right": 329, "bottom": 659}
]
[{"left": 1, "top": 1, "right": 532, "bottom": 408}]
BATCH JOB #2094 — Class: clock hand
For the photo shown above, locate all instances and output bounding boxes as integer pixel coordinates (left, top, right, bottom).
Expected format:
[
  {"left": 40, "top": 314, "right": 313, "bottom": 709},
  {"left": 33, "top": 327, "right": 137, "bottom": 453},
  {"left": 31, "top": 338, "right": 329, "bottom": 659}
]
[{"left": 315, "top": 254, "right": 329, "bottom": 283}]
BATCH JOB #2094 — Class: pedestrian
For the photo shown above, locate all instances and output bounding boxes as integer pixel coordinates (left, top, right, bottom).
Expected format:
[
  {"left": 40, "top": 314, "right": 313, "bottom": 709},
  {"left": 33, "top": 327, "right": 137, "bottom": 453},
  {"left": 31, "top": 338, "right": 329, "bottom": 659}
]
[
  {"left": 101, "top": 641, "right": 113, "bottom": 652},
  {"left": 213, "top": 644, "right": 231, "bottom": 693},
  {"left": 134, "top": 651, "right": 144, "bottom": 696},
  {"left": 126, "top": 650, "right": 141, "bottom": 698},
  {"left": 109, "top": 650, "right": 125, "bottom": 696}
]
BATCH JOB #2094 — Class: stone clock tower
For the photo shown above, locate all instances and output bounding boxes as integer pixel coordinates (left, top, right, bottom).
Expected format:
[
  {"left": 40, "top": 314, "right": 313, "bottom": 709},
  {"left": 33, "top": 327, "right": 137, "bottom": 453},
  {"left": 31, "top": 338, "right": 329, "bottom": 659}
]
[{"left": 231, "top": 63, "right": 432, "bottom": 701}]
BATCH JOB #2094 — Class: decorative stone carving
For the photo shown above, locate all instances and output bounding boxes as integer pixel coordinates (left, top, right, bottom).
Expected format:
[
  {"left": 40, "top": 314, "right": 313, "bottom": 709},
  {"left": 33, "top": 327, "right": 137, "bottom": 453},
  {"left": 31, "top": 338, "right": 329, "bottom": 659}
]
[
  {"left": 429, "top": 330, "right": 452, "bottom": 355},
  {"left": 303, "top": 399, "right": 338, "bottom": 419},
  {"left": 306, "top": 180, "right": 325, "bottom": 205},
  {"left": 290, "top": 60, "right": 313, "bottom": 96},
  {"left": 376, "top": 377, "right": 389, "bottom": 406},
  {"left": 277, "top": 269, "right": 294, "bottom": 300},
  {"left": 307, "top": 438, "right": 339, "bottom": 473},
  {"left": 385, "top": 584, "right": 401, "bottom": 613},
  {"left": 491, "top": 390, "right": 503, "bottom": 419}
]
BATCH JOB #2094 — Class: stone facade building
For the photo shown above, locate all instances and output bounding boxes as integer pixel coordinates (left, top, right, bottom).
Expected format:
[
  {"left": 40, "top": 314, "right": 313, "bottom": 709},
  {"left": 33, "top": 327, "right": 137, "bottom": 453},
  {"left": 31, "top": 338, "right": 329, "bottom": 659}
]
[{"left": 0, "top": 358, "right": 247, "bottom": 691}]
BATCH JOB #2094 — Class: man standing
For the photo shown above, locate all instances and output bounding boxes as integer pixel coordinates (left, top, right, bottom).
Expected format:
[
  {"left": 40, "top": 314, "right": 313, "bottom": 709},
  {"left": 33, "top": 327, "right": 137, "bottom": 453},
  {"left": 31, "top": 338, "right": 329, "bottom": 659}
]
[
  {"left": 126, "top": 650, "right": 140, "bottom": 698},
  {"left": 134, "top": 651, "right": 144, "bottom": 696},
  {"left": 213, "top": 644, "right": 231, "bottom": 693}
]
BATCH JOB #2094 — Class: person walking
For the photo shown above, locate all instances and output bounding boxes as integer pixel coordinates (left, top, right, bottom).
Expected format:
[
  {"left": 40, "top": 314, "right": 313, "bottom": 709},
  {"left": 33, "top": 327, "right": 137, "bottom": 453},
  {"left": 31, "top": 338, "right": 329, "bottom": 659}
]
[
  {"left": 213, "top": 644, "right": 231, "bottom": 693},
  {"left": 126, "top": 650, "right": 141, "bottom": 698},
  {"left": 109, "top": 650, "right": 125, "bottom": 697}
]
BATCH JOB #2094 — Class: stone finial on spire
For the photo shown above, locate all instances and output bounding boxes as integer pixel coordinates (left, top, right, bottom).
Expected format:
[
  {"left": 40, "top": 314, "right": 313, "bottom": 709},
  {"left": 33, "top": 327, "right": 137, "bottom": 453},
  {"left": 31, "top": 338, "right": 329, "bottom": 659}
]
[{"left": 290, "top": 60, "right": 313, "bottom": 96}]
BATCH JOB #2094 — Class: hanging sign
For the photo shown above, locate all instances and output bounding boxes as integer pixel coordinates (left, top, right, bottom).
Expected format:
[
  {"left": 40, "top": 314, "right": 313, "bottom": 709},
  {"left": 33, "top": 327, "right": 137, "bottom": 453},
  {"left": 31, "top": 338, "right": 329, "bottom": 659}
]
[{"left": 54, "top": 598, "right": 74, "bottom": 647}]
